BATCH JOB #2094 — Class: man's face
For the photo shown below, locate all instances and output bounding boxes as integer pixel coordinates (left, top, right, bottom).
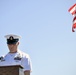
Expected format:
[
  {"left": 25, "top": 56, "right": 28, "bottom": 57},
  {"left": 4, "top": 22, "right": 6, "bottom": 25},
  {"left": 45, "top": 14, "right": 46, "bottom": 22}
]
[{"left": 7, "top": 42, "right": 19, "bottom": 53}]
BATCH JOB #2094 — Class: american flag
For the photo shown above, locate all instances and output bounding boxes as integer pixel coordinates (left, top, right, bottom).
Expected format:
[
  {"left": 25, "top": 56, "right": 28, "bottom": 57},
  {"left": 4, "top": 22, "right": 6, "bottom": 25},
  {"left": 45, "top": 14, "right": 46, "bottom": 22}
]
[{"left": 68, "top": 3, "right": 76, "bottom": 32}]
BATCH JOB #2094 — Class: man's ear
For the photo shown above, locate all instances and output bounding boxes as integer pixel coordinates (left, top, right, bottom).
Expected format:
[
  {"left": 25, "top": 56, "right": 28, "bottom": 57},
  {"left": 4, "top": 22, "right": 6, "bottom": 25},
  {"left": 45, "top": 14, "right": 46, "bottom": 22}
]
[{"left": 17, "top": 42, "right": 19, "bottom": 45}]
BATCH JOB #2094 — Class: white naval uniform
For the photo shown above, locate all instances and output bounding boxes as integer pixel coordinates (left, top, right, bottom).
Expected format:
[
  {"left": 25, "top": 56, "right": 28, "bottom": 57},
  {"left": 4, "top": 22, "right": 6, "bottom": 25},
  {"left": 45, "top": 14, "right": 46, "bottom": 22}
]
[{"left": 0, "top": 50, "right": 32, "bottom": 72}]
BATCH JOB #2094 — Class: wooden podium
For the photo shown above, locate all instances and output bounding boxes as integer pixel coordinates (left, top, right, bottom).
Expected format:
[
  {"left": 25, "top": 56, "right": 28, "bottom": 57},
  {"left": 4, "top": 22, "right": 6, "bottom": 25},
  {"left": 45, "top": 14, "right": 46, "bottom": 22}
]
[{"left": 0, "top": 65, "right": 24, "bottom": 75}]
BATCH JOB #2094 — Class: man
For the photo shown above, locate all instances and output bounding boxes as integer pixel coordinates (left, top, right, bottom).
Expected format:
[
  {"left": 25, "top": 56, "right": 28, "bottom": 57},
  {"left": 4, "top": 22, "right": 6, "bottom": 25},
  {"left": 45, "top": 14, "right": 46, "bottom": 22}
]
[{"left": 0, "top": 34, "right": 32, "bottom": 75}]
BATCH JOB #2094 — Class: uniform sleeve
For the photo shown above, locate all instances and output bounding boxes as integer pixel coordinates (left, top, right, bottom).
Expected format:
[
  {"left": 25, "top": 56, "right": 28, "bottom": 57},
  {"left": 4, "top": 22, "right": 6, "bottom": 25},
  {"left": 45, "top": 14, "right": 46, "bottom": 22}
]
[{"left": 21, "top": 55, "right": 32, "bottom": 72}]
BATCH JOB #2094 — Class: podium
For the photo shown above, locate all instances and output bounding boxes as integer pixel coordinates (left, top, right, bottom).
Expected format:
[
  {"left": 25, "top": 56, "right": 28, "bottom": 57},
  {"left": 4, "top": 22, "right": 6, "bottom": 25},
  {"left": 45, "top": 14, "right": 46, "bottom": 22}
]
[{"left": 0, "top": 65, "right": 24, "bottom": 75}]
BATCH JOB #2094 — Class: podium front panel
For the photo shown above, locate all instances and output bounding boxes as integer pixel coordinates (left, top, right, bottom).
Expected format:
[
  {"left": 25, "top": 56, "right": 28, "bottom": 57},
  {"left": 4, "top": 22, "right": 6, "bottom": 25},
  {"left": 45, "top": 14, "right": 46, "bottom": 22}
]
[{"left": 0, "top": 65, "right": 24, "bottom": 75}]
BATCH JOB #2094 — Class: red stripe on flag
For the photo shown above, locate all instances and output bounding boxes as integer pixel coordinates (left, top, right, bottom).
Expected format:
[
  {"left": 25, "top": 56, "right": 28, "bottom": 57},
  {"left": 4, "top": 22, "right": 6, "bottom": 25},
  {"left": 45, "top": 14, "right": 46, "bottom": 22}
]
[
  {"left": 68, "top": 3, "right": 76, "bottom": 12},
  {"left": 72, "top": 11, "right": 76, "bottom": 15},
  {"left": 73, "top": 16, "right": 76, "bottom": 21},
  {"left": 73, "top": 23, "right": 76, "bottom": 28},
  {"left": 72, "top": 23, "right": 76, "bottom": 32}
]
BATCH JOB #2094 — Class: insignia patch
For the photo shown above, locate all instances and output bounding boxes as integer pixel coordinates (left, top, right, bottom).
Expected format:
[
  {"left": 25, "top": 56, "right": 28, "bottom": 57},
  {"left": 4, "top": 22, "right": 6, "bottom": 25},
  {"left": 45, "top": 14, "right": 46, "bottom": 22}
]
[
  {"left": 14, "top": 57, "right": 22, "bottom": 60},
  {"left": 9, "top": 36, "right": 14, "bottom": 40},
  {"left": 0, "top": 56, "right": 5, "bottom": 61}
]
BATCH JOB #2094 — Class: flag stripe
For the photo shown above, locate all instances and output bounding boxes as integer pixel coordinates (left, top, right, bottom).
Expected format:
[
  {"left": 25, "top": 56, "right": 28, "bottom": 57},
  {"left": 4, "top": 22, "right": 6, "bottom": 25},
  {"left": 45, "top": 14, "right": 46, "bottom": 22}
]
[
  {"left": 68, "top": 3, "right": 76, "bottom": 12},
  {"left": 73, "top": 20, "right": 76, "bottom": 24},
  {"left": 68, "top": 4, "right": 76, "bottom": 15},
  {"left": 71, "top": 10, "right": 76, "bottom": 15},
  {"left": 73, "top": 23, "right": 76, "bottom": 28},
  {"left": 73, "top": 16, "right": 76, "bottom": 21}
]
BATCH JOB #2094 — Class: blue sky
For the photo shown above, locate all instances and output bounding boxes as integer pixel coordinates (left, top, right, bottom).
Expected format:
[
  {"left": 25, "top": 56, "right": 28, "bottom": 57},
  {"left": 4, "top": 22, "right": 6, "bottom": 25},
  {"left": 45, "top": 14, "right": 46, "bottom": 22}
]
[{"left": 0, "top": 0, "right": 76, "bottom": 75}]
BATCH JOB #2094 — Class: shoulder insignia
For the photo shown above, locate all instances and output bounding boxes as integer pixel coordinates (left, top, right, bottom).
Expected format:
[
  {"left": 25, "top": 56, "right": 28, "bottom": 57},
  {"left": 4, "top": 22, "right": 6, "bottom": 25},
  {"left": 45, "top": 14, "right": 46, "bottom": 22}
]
[
  {"left": 14, "top": 57, "right": 22, "bottom": 60},
  {"left": 0, "top": 56, "right": 5, "bottom": 61}
]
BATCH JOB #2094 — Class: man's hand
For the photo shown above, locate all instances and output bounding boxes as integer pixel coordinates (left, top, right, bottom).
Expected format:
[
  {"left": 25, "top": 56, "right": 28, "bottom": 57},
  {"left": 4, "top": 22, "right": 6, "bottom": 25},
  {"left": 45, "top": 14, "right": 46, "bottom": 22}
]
[{"left": 24, "top": 70, "right": 30, "bottom": 75}]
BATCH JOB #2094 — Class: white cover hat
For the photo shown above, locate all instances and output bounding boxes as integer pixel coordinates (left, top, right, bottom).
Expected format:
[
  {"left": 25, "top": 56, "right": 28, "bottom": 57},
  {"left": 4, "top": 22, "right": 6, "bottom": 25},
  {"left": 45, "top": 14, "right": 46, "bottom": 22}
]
[{"left": 4, "top": 34, "right": 21, "bottom": 39}]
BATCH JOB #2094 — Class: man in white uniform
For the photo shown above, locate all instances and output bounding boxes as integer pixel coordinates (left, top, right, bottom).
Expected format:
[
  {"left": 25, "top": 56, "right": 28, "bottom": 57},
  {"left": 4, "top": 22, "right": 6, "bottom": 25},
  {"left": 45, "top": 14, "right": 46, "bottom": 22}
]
[{"left": 0, "top": 34, "right": 32, "bottom": 75}]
